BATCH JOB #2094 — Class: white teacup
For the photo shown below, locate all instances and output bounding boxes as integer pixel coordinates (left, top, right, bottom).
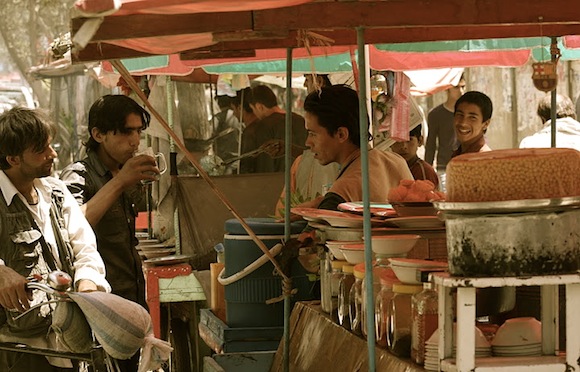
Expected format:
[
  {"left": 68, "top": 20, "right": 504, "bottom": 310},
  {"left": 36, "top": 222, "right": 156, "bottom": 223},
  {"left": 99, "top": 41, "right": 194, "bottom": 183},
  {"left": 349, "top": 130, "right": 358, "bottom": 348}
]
[{"left": 136, "top": 147, "right": 167, "bottom": 184}]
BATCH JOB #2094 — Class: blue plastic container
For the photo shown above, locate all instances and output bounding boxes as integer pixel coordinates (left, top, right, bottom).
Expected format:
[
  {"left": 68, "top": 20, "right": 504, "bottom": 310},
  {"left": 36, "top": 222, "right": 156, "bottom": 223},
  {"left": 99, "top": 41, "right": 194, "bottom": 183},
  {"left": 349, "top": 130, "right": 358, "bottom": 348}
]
[{"left": 223, "top": 218, "right": 315, "bottom": 327}]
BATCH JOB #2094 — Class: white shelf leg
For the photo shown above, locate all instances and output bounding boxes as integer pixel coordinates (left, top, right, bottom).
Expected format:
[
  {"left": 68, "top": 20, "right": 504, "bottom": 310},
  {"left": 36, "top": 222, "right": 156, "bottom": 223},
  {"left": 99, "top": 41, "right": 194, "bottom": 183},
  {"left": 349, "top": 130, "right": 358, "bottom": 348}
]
[
  {"left": 541, "top": 284, "right": 557, "bottom": 355},
  {"left": 566, "top": 283, "right": 580, "bottom": 370},
  {"left": 456, "top": 287, "right": 476, "bottom": 372},
  {"left": 438, "top": 284, "right": 454, "bottom": 370}
]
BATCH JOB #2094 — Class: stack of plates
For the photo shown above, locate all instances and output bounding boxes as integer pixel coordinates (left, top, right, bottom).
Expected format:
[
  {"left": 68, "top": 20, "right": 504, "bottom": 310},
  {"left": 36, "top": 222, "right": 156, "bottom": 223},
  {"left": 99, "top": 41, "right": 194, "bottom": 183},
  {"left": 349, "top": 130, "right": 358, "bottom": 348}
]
[
  {"left": 492, "top": 343, "right": 542, "bottom": 356},
  {"left": 137, "top": 240, "right": 176, "bottom": 260},
  {"left": 424, "top": 326, "right": 492, "bottom": 371},
  {"left": 491, "top": 317, "right": 542, "bottom": 357}
]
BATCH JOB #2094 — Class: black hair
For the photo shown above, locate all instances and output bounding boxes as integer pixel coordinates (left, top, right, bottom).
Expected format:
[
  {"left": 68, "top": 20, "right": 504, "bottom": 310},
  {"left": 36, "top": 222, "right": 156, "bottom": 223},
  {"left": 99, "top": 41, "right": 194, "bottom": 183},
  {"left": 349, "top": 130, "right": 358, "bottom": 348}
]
[
  {"left": 410, "top": 124, "right": 422, "bottom": 140},
  {"left": 303, "top": 85, "right": 370, "bottom": 147},
  {"left": 232, "top": 88, "right": 254, "bottom": 114},
  {"left": 0, "top": 107, "right": 55, "bottom": 170},
  {"left": 249, "top": 85, "right": 278, "bottom": 108},
  {"left": 85, "top": 95, "right": 151, "bottom": 151},
  {"left": 455, "top": 91, "right": 493, "bottom": 122},
  {"left": 216, "top": 95, "right": 233, "bottom": 110}
]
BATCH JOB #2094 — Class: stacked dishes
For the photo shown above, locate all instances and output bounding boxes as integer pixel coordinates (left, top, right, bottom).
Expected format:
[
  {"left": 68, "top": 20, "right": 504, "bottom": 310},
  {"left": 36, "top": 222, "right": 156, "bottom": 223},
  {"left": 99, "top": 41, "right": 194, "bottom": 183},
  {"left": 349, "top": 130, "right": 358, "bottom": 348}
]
[
  {"left": 424, "top": 326, "right": 492, "bottom": 371},
  {"left": 389, "top": 258, "right": 448, "bottom": 285},
  {"left": 325, "top": 240, "right": 362, "bottom": 260},
  {"left": 491, "top": 317, "right": 542, "bottom": 357},
  {"left": 137, "top": 238, "right": 176, "bottom": 260}
]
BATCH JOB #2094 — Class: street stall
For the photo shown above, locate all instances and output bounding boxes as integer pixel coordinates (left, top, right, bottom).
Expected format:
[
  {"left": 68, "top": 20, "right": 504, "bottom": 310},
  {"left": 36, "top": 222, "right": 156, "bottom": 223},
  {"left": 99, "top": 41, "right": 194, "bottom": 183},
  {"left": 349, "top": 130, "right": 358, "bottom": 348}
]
[{"left": 67, "top": 1, "right": 580, "bottom": 371}]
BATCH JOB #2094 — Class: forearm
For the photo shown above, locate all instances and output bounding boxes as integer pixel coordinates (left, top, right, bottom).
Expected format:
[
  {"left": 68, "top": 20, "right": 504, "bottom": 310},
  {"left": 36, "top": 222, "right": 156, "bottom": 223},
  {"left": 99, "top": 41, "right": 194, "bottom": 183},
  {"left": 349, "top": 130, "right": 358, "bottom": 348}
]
[{"left": 82, "top": 177, "right": 129, "bottom": 226}]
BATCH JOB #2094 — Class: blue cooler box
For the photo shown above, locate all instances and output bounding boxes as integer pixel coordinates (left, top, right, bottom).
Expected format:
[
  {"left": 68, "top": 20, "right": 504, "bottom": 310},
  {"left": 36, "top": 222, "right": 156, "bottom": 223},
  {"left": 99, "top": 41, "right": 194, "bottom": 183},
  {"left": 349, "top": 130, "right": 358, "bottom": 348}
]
[{"left": 223, "top": 218, "right": 316, "bottom": 327}]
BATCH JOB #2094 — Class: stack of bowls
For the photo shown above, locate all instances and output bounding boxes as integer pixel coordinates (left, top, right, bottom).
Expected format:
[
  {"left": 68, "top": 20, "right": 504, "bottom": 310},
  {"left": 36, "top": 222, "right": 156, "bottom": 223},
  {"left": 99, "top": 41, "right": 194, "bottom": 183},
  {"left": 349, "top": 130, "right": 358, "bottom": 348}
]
[
  {"left": 368, "top": 234, "right": 420, "bottom": 257},
  {"left": 325, "top": 240, "right": 363, "bottom": 260},
  {"left": 424, "top": 325, "right": 491, "bottom": 371},
  {"left": 491, "top": 317, "right": 542, "bottom": 356},
  {"left": 338, "top": 243, "right": 366, "bottom": 264}
]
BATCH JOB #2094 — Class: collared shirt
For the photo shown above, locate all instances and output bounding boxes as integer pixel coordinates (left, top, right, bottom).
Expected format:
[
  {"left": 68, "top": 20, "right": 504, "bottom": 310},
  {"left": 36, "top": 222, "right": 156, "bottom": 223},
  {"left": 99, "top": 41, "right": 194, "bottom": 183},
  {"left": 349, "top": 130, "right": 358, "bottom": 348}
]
[{"left": 0, "top": 171, "right": 110, "bottom": 292}]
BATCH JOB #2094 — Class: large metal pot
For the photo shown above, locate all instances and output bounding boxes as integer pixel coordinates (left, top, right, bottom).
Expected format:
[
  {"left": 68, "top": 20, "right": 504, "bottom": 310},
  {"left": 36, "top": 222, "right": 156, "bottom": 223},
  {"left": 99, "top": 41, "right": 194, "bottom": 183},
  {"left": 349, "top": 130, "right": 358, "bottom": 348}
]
[{"left": 442, "top": 207, "right": 580, "bottom": 277}]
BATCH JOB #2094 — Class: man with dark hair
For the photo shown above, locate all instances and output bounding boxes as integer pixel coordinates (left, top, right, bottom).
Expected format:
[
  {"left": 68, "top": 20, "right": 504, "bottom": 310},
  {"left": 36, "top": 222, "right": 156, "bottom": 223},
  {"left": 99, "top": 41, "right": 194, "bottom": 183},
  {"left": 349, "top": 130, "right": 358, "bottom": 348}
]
[
  {"left": 212, "top": 95, "right": 242, "bottom": 173},
  {"left": 451, "top": 90, "right": 493, "bottom": 157},
  {"left": 520, "top": 93, "right": 580, "bottom": 151},
  {"left": 59, "top": 95, "right": 158, "bottom": 372},
  {"left": 241, "top": 85, "right": 307, "bottom": 173},
  {"left": 391, "top": 124, "right": 439, "bottom": 188},
  {"left": 425, "top": 75, "right": 465, "bottom": 171},
  {"left": 304, "top": 74, "right": 332, "bottom": 94},
  {"left": 0, "top": 107, "right": 110, "bottom": 371},
  {"left": 301, "top": 85, "right": 412, "bottom": 210}
]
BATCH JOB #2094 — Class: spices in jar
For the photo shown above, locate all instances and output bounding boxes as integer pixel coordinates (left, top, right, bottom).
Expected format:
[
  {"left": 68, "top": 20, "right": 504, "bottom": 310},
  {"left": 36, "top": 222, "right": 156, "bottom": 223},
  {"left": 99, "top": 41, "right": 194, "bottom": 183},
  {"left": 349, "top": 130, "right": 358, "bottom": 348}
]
[
  {"left": 387, "top": 283, "right": 423, "bottom": 357},
  {"left": 411, "top": 282, "right": 438, "bottom": 365}
]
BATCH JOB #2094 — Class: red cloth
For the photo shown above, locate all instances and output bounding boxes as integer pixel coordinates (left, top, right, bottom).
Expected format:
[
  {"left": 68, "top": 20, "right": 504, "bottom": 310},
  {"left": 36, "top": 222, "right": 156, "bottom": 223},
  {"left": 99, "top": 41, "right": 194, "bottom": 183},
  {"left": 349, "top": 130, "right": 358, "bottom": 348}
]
[{"left": 389, "top": 72, "right": 411, "bottom": 142}]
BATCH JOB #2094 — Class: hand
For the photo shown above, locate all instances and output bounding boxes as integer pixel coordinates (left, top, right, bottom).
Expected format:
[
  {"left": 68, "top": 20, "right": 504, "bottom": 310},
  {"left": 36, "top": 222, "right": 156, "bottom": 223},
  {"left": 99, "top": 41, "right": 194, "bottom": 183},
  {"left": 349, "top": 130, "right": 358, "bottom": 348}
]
[
  {"left": 259, "top": 139, "right": 285, "bottom": 158},
  {"left": 76, "top": 279, "right": 98, "bottom": 292},
  {"left": 117, "top": 154, "right": 159, "bottom": 187},
  {"left": 0, "top": 266, "right": 32, "bottom": 312}
]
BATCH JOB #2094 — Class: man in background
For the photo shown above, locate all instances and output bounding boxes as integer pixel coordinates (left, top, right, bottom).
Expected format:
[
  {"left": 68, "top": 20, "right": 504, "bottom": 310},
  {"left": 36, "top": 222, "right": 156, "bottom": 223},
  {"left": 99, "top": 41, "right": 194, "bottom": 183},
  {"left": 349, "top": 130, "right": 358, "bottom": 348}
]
[
  {"left": 520, "top": 93, "right": 580, "bottom": 151},
  {"left": 212, "top": 95, "right": 242, "bottom": 174},
  {"left": 425, "top": 75, "right": 466, "bottom": 172},
  {"left": 391, "top": 124, "right": 439, "bottom": 188},
  {"left": 242, "top": 85, "right": 307, "bottom": 173}
]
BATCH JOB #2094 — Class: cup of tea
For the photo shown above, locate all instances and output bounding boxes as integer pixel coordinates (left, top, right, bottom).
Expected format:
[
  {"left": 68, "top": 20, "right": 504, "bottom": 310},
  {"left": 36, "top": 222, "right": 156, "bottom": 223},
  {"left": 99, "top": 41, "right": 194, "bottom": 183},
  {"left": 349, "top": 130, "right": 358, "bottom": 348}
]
[{"left": 136, "top": 147, "right": 167, "bottom": 184}]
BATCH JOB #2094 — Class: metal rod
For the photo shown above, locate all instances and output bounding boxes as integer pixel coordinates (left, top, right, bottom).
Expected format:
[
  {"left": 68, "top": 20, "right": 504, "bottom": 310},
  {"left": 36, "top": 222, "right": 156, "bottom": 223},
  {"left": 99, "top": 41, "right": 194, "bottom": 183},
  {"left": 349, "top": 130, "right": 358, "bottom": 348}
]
[
  {"left": 550, "top": 36, "right": 558, "bottom": 148},
  {"left": 283, "top": 47, "right": 293, "bottom": 372},
  {"left": 357, "top": 26, "right": 376, "bottom": 372}
]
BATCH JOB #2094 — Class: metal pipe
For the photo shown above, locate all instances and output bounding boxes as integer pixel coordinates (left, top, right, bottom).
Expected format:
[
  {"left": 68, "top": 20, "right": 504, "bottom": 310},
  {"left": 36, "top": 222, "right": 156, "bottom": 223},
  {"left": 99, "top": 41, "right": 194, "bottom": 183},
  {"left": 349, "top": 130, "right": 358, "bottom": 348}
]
[
  {"left": 283, "top": 47, "right": 293, "bottom": 372},
  {"left": 551, "top": 36, "right": 558, "bottom": 148},
  {"left": 357, "top": 26, "right": 376, "bottom": 372}
]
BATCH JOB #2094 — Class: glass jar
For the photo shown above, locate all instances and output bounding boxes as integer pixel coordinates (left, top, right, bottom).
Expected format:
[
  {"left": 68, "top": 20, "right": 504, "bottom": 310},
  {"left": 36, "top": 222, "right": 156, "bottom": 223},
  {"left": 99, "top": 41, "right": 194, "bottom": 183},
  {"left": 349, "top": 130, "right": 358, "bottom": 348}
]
[
  {"left": 386, "top": 283, "right": 423, "bottom": 357},
  {"left": 320, "top": 251, "right": 332, "bottom": 313},
  {"left": 375, "top": 269, "right": 400, "bottom": 347},
  {"left": 361, "top": 266, "right": 390, "bottom": 339},
  {"left": 411, "top": 282, "right": 438, "bottom": 365},
  {"left": 338, "top": 264, "right": 354, "bottom": 328},
  {"left": 328, "top": 260, "right": 347, "bottom": 320},
  {"left": 349, "top": 263, "right": 365, "bottom": 335}
]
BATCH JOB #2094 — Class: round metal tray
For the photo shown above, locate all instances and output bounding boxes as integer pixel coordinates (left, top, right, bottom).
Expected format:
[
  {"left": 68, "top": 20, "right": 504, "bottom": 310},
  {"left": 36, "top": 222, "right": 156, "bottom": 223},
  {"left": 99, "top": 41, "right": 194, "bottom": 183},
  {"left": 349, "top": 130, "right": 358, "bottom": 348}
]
[{"left": 433, "top": 196, "right": 580, "bottom": 214}]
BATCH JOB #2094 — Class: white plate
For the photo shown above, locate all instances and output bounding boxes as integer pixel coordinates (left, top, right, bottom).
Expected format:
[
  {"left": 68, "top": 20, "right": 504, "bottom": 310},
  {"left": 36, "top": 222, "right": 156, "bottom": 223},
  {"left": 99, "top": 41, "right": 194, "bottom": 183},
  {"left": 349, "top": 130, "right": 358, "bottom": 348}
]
[
  {"left": 386, "top": 216, "right": 445, "bottom": 229},
  {"left": 144, "top": 254, "right": 192, "bottom": 266}
]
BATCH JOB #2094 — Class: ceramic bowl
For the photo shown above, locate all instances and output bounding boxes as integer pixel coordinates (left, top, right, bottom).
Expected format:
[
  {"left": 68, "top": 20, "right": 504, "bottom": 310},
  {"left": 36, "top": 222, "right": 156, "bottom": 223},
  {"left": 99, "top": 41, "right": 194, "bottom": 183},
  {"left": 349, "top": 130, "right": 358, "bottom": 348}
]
[
  {"left": 326, "top": 240, "right": 363, "bottom": 260},
  {"left": 339, "top": 243, "right": 367, "bottom": 264},
  {"left": 389, "top": 258, "right": 448, "bottom": 284},
  {"left": 491, "top": 317, "right": 542, "bottom": 347},
  {"left": 369, "top": 234, "right": 420, "bottom": 256},
  {"left": 391, "top": 201, "right": 438, "bottom": 217}
]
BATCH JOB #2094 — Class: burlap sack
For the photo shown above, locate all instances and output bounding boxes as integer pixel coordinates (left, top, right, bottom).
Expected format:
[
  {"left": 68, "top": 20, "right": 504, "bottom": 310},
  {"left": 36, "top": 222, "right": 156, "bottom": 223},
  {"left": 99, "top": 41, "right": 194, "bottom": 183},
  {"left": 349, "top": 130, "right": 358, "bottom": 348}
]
[
  {"left": 68, "top": 291, "right": 151, "bottom": 360},
  {"left": 51, "top": 301, "right": 93, "bottom": 353}
]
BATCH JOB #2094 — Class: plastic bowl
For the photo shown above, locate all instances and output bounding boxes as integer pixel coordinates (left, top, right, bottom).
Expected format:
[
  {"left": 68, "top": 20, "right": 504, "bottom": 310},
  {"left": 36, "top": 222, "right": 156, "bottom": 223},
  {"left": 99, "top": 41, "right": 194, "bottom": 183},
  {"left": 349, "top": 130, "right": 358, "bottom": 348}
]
[
  {"left": 339, "top": 243, "right": 367, "bottom": 264},
  {"left": 326, "top": 240, "right": 363, "bottom": 260},
  {"left": 491, "top": 317, "right": 542, "bottom": 347},
  {"left": 369, "top": 234, "right": 420, "bottom": 256},
  {"left": 391, "top": 202, "right": 438, "bottom": 217}
]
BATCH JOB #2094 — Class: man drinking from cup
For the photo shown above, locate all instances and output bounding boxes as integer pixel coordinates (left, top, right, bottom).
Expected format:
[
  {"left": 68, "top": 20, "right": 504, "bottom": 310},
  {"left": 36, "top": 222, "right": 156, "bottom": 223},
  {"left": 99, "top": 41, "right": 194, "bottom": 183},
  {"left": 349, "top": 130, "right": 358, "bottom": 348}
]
[{"left": 59, "top": 94, "right": 157, "bottom": 372}]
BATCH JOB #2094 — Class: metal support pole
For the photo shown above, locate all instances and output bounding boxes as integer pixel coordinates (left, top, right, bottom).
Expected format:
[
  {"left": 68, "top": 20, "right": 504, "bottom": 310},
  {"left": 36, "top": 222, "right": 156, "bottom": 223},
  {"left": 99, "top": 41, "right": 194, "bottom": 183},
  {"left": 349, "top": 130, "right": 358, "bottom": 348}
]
[
  {"left": 357, "top": 26, "right": 376, "bottom": 372},
  {"left": 550, "top": 36, "right": 558, "bottom": 148},
  {"left": 166, "top": 76, "right": 181, "bottom": 255},
  {"left": 283, "top": 47, "right": 293, "bottom": 372}
]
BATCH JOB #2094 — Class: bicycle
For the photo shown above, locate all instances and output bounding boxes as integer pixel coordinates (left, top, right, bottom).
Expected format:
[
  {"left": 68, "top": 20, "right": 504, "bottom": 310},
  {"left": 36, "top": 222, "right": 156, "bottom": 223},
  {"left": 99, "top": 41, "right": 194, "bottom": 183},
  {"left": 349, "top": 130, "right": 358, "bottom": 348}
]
[{"left": 0, "top": 271, "right": 120, "bottom": 372}]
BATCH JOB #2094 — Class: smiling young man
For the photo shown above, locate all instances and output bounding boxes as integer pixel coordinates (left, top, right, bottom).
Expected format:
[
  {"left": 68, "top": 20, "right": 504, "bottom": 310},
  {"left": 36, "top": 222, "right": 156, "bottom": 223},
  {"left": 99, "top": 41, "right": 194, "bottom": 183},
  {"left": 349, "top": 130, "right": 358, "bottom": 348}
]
[
  {"left": 451, "top": 91, "right": 493, "bottom": 157},
  {"left": 302, "top": 85, "right": 412, "bottom": 211}
]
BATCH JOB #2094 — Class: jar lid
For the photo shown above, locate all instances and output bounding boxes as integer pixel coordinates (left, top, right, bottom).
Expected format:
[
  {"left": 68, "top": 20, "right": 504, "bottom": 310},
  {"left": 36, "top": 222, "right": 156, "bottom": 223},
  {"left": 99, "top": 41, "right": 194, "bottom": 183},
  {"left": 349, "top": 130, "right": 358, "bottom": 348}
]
[
  {"left": 331, "top": 260, "right": 348, "bottom": 270},
  {"left": 392, "top": 283, "right": 423, "bottom": 294},
  {"left": 379, "top": 268, "right": 401, "bottom": 286},
  {"left": 353, "top": 263, "right": 365, "bottom": 279},
  {"left": 342, "top": 264, "right": 354, "bottom": 274}
]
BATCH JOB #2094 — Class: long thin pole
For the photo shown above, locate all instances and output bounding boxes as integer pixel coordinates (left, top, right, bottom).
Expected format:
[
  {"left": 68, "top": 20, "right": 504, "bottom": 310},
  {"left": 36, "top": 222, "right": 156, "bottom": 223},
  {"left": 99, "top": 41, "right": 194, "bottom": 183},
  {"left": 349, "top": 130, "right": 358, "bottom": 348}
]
[
  {"left": 283, "top": 47, "right": 293, "bottom": 372},
  {"left": 357, "top": 27, "right": 376, "bottom": 372},
  {"left": 550, "top": 36, "right": 558, "bottom": 148}
]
